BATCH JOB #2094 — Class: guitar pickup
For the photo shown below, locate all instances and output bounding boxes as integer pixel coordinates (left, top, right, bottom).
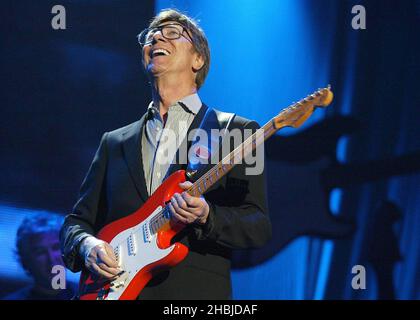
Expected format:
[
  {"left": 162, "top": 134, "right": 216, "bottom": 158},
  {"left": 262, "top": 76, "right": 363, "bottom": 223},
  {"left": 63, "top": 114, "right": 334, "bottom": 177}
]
[
  {"left": 143, "top": 223, "right": 151, "bottom": 243},
  {"left": 127, "top": 233, "right": 137, "bottom": 256}
]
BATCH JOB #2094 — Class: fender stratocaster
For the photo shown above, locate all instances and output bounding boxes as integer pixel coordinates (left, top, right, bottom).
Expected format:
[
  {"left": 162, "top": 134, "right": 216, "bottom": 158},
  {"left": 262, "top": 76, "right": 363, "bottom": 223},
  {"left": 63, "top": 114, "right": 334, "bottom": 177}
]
[{"left": 78, "top": 86, "right": 334, "bottom": 300}]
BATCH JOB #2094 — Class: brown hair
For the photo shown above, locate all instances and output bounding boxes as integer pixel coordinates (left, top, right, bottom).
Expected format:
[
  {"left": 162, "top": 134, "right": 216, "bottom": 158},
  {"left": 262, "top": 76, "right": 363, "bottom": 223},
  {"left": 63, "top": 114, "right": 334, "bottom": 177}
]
[{"left": 147, "top": 9, "right": 211, "bottom": 89}]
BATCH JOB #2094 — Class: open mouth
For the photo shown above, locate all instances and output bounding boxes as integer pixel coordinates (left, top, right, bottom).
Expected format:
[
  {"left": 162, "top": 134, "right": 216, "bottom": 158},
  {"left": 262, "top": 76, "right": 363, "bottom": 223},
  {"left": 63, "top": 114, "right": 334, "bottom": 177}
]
[{"left": 151, "top": 48, "right": 170, "bottom": 58}]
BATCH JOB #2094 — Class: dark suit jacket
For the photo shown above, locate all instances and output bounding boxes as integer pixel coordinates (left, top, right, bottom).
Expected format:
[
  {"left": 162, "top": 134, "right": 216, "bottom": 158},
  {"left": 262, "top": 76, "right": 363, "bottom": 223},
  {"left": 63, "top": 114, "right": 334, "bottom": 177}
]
[{"left": 60, "top": 104, "right": 272, "bottom": 299}]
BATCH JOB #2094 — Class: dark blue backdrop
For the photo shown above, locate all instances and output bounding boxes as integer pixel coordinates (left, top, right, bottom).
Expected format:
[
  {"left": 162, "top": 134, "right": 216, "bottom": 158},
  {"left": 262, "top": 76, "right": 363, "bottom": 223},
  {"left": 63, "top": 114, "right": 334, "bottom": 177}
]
[{"left": 1, "top": 0, "right": 419, "bottom": 299}]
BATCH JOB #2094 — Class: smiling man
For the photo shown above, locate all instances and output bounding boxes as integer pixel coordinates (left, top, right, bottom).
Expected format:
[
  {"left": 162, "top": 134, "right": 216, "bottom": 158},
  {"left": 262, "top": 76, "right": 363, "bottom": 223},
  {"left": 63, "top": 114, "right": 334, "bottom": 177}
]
[{"left": 60, "top": 9, "right": 271, "bottom": 300}]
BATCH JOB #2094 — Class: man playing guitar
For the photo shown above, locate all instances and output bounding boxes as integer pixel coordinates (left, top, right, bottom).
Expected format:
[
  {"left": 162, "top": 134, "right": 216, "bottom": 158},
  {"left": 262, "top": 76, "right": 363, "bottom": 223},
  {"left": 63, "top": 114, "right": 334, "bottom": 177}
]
[{"left": 60, "top": 9, "right": 272, "bottom": 300}]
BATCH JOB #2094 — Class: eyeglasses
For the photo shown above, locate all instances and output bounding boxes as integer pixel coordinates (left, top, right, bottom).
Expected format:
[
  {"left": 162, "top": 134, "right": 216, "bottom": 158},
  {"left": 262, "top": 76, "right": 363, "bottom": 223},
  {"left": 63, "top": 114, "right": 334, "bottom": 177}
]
[{"left": 137, "top": 23, "right": 193, "bottom": 46}]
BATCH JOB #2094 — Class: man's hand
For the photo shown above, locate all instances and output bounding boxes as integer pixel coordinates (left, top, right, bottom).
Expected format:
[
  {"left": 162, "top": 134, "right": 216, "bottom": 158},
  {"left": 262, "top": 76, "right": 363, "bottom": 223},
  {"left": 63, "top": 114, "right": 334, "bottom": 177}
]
[
  {"left": 168, "top": 181, "right": 210, "bottom": 225},
  {"left": 80, "top": 236, "right": 122, "bottom": 279}
]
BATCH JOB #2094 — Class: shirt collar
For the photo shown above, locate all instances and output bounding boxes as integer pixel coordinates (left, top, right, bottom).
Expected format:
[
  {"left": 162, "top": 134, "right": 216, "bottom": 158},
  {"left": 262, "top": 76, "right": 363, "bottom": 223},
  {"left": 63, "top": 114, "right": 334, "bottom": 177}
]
[
  {"left": 147, "top": 93, "right": 202, "bottom": 120},
  {"left": 178, "top": 93, "right": 202, "bottom": 115}
]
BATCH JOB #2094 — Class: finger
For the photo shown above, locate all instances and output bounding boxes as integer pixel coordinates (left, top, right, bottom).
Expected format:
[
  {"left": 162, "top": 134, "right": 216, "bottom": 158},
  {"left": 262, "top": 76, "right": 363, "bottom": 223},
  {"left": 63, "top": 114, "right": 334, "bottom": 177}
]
[
  {"left": 97, "top": 247, "right": 119, "bottom": 268},
  {"left": 173, "top": 210, "right": 195, "bottom": 224},
  {"left": 90, "top": 263, "right": 118, "bottom": 279},
  {"left": 168, "top": 203, "right": 182, "bottom": 223},
  {"left": 169, "top": 203, "right": 195, "bottom": 224},
  {"left": 168, "top": 203, "right": 187, "bottom": 224},
  {"left": 181, "top": 192, "right": 201, "bottom": 208},
  {"left": 172, "top": 194, "right": 200, "bottom": 217},
  {"left": 103, "top": 243, "right": 118, "bottom": 264},
  {"left": 173, "top": 193, "right": 189, "bottom": 210},
  {"left": 97, "top": 262, "right": 121, "bottom": 276},
  {"left": 174, "top": 194, "right": 204, "bottom": 219},
  {"left": 179, "top": 181, "right": 193, "bottom": 190},
  {"left": 169, "top": 200, "right": 190, "bottom": 218}
]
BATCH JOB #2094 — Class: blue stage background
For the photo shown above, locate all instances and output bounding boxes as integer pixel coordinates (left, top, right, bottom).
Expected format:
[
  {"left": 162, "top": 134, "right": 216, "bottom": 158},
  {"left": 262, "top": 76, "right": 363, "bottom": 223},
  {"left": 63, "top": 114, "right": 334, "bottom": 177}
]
[{"left": 0, "top": 0, "right": 419, "bottom": 299}]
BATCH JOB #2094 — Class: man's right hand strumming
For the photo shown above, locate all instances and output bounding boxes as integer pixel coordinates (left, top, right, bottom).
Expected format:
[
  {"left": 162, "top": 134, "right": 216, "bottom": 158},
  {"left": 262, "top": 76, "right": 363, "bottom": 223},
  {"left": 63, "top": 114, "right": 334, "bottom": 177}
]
[{"left": 79, "top": 236, "right": 123, "bottom": 279}]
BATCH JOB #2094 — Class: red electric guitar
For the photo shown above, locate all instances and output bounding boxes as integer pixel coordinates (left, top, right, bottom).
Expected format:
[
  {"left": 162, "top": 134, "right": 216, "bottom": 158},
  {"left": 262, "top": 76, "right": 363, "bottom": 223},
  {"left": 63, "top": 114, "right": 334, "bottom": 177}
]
[{"left": 78, "top": 86, "right": 334, "bottom": 300}]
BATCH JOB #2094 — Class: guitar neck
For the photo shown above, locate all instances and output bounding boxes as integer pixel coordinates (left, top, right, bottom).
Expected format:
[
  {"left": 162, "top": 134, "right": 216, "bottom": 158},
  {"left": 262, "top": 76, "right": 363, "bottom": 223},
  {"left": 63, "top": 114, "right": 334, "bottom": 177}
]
[
  {"left": 187, "top": 85, "right": 333, "bottom": 197},
  {"left": 187, "top": 117, "right": 279, "bottom": 197}
]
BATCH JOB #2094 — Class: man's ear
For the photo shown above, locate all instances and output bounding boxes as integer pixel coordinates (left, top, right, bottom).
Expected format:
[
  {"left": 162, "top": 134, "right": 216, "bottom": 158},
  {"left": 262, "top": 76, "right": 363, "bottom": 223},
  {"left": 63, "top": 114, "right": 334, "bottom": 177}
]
[{"left": 192, "top": 53, "right": 205, "bottom": 72}]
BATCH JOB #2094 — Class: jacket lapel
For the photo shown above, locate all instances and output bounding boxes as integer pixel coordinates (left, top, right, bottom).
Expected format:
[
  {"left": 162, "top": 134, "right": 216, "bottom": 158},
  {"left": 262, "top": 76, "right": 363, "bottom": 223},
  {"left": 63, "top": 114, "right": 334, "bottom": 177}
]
[{"left": 122, "top": 114, "right": 149, "bottom": 202}]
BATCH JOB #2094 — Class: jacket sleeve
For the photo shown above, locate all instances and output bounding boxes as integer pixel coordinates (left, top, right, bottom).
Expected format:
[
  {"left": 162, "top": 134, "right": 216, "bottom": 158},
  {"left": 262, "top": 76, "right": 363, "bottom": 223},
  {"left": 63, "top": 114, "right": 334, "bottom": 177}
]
[
  {"left": 192, "top": 120, "right": 272, "bottom": 249},
  {"left": 59, "top": 132, "right": 109, "bottom": 272}
]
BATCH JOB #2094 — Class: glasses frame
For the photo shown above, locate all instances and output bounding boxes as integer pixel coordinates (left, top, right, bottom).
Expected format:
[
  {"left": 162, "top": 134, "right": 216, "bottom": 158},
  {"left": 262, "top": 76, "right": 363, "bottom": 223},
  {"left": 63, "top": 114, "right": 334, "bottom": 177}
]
[{"left": 137, "top": 23, "right": 193, "bottom": 46}]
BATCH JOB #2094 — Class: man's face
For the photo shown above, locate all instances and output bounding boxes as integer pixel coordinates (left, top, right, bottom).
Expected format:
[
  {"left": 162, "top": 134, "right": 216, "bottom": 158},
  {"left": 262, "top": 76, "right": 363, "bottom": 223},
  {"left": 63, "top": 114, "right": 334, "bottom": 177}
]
[
  {"left": 24, "top": 232, "right": 63, "bottom": 287},
  {"left": 142, "top": 21, "right": 202, "bottom": 82}
]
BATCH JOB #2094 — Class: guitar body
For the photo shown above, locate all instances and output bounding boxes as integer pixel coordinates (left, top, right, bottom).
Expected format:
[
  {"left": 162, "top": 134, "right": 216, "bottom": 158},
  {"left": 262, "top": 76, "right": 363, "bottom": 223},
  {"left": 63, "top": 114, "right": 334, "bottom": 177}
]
[{"left": 78, "top": 170, "right": 189, "bottom": 300}]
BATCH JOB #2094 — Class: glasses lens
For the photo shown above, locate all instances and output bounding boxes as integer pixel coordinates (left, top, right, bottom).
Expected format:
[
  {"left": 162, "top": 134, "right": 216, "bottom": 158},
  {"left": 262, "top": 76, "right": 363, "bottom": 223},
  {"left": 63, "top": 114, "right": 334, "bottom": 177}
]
[
  {"left": 162, "top": 26, "right": 182, "bottom": 39},
  {"left": 138, "top": 28, "right": 155, "bottom": 45},
  {"left": 138, "top": 24, "right": 185, "bottom": 46}
]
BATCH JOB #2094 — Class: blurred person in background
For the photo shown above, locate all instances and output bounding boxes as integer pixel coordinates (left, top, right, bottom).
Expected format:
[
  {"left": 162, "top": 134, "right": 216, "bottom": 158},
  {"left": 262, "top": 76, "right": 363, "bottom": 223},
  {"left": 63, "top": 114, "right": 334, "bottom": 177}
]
[{"left": 2, "top": 213, "right": 76, "bottom": 300}]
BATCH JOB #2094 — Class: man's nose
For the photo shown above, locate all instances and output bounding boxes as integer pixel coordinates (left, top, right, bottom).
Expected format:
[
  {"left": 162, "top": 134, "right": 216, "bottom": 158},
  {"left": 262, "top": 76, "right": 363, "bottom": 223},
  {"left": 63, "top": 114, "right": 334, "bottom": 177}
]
[{"left": 151, "top": 30, "right": 166, "bottom": 44}]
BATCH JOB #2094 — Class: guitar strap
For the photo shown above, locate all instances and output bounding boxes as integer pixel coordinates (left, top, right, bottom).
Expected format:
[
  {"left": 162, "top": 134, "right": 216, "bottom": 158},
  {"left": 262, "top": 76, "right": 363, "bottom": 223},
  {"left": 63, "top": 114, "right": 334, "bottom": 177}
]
[{"left": 185, "top": 104, "right": 235, "bottom": 183}]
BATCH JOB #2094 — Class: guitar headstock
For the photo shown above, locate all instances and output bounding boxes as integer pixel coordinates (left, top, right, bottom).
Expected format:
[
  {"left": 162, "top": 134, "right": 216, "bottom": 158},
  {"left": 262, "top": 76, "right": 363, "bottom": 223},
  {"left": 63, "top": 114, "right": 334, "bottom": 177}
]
[{"left": 273, "top": 86, "right": 333, "bottom": 129}]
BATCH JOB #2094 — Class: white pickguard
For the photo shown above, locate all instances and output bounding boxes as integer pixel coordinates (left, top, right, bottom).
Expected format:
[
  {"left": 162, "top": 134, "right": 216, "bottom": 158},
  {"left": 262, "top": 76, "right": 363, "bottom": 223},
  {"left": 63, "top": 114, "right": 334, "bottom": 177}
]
[{"left": 104, "top": 206, "right": 174, "bottom": 300}]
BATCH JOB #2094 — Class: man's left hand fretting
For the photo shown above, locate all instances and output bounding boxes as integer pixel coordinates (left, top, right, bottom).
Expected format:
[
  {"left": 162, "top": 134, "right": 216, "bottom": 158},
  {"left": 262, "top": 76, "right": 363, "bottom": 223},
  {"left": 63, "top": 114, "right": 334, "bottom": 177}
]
[{"left": 169, "top": 181, "right": 209, "bottom": 225}]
